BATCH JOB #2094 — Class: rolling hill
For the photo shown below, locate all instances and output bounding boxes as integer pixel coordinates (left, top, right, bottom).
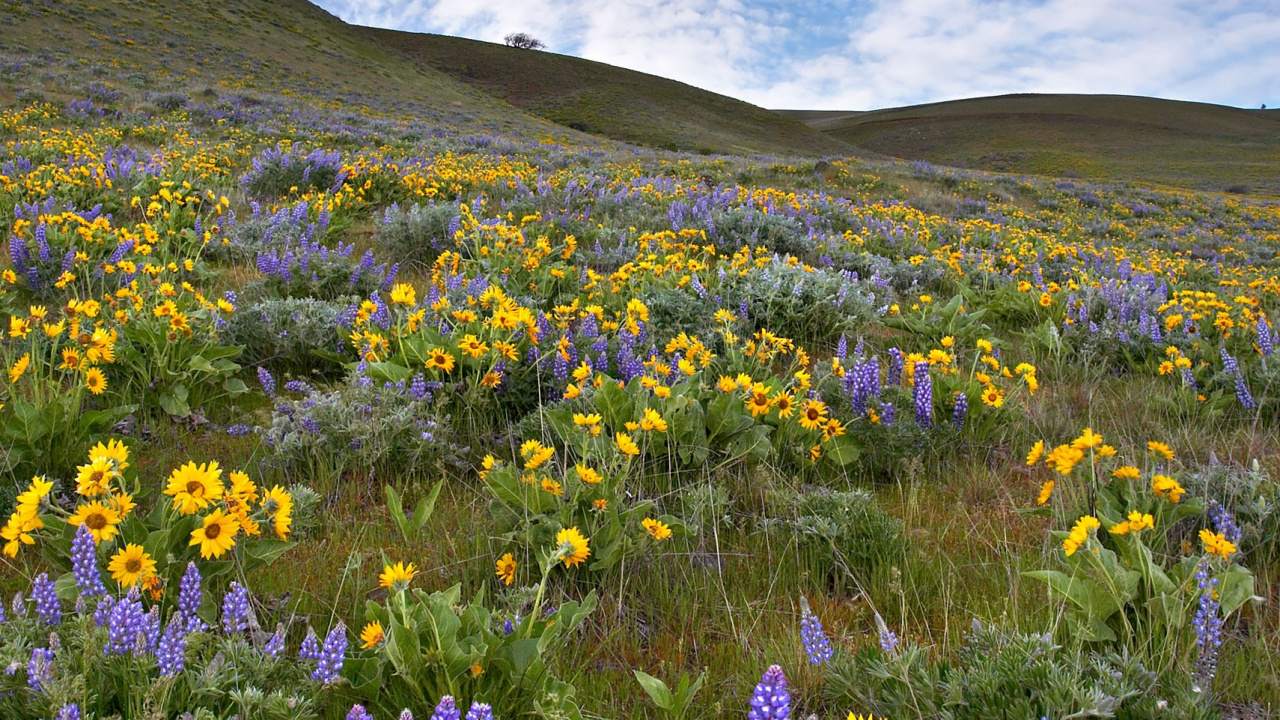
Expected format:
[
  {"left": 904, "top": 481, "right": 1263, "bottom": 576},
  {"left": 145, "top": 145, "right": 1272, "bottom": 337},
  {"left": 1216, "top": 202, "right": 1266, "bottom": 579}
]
[
  {"left": 0, "top": 0, "right": 844, "bottom": 159},
  {"left": 359, "top": 29, "right": 850, "bottom": 158},
  {"left": 781, "top": 94, "right": 1280, "bottom": 194}
]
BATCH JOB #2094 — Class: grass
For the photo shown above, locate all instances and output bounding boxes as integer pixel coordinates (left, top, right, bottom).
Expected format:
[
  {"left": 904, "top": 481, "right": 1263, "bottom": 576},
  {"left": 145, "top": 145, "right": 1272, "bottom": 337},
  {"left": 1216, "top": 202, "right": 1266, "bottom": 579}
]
[{"left": 782, "top": 94, "right": 1280, "bottom": 196}]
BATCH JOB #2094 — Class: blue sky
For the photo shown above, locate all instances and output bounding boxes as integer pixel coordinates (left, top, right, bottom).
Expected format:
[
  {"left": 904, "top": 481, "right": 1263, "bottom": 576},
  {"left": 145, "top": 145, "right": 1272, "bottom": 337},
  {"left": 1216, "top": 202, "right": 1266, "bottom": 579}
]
[{"left": 314, "top": 0, "right": 1279, "bottom": 111}]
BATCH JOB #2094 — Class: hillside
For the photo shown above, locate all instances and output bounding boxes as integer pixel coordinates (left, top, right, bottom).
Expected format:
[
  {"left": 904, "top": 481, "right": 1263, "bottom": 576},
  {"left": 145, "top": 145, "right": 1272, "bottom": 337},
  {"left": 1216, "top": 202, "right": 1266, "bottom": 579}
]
[
  {"left": 361, "top": 29, "right": 849, "bottom": 157},
  {"left": 0, "top": 0, "right": 542, "bottom": 132},
  {"left": 782, "top": 94, "right": 1280, "bottom": 194}
]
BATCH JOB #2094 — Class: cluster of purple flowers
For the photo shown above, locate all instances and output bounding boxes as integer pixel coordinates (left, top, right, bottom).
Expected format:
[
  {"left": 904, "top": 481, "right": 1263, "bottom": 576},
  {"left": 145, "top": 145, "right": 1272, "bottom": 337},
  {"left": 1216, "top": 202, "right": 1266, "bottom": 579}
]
[
  {"left": 71, "top": 524, "right": 106, "bottom": 597},
  {"left": 312, "top": 623, "right": 347, "bottom": 683},
  {"left": 1192, "top": 559, "right": 1224, "bottom": 691},
  {"left": 221, "top": 581, "right": 251, "bottom": 635},
  {"left": 952, "top": 391, "right": 968, "bottom": 429},
  {"left": 912, "top": 361, "right": 932, "bottom": 428},
  {"left": 799, "top": 601, "right": 834, "bottom": 666},
  {"left": 747, "top": 665, "right": 791, "bottom": 720},
  {"left": 346, "top": 699, "right": 494, "bottom": 720},
  {"left": 8, "top": 553, "right": 350, "bottom": 693},
  {"left": 1220, "top": 348, "right": 1256, "bottom": 409}
]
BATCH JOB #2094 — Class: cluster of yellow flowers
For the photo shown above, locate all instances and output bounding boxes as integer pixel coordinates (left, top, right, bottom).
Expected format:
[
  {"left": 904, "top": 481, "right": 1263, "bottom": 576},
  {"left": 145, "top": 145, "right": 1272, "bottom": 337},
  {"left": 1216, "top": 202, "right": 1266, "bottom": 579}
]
[
  {"left": 1200, "top": 529, "right": 1237, "bottom": 562},
  {"left": 1, "top": 475, "right": 53, "bottom": 557},
  {"left": 1062, "top": 515, "right": 1101, "bottom": 557},
  {"left": 163, "top": 460, "right": 293, "bottom": 559},
  {"left": 4, "top": 301, "right": 119, "bottom": 396},
  {"left": 1108, "top": 511, "right": 1155, "bottom": 536}
]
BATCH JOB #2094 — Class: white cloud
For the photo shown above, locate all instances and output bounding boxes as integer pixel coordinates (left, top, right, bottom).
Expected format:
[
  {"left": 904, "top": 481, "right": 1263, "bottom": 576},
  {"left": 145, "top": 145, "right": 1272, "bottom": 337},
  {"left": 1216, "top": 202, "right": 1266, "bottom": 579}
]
[{"left": 314, "top": 0, "right": 1280, "bottom": 110}]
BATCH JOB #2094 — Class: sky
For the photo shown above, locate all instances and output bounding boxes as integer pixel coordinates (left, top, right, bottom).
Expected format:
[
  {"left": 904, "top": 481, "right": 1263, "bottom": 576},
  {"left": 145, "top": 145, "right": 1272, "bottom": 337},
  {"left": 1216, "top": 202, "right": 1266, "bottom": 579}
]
[{"left": 313, "top": 0, "right": 1280, "bottom": 111}]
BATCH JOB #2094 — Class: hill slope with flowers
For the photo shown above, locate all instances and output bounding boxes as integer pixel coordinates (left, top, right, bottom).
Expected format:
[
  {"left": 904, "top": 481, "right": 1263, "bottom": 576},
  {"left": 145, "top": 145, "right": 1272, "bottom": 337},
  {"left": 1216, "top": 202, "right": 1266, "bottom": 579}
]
[
  {"left": 783, "top": 94, "right": 1280, "bottom": 194},
  {"left": 1, "top": 1, "right": 1280, "bottom": 720},
  {"left": 360, "top": 29, "right": 851, "bottom": 158}
]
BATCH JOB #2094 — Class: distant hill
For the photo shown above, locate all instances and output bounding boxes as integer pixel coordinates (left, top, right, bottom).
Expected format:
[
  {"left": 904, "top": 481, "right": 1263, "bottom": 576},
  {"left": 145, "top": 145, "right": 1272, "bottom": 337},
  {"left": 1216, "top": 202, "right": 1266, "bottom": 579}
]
[
  {"left": 361, "top": 29, "right": 849, "bottom": 158},
  {"left": 0, "top": 0, "right": 530, "bottom": 129},
  {"left": 780, "top": 94, "right": 1280, "bottom": 194}
]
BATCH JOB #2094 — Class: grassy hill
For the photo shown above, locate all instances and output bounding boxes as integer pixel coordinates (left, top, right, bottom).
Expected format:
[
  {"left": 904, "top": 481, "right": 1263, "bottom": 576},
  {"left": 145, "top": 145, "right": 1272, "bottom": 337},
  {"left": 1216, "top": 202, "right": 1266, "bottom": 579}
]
[
  {"left": 782, "top": 94, "right": 1280, "bottom": 194},
  {"left": 0, "top": 0, "right": 847, "bottom": 157},
  {"left": 0, "top": 0, "right": 535, "bottom": 129},
  {"left": 361, "top": 29, "right": 849, "bottom": 157}
]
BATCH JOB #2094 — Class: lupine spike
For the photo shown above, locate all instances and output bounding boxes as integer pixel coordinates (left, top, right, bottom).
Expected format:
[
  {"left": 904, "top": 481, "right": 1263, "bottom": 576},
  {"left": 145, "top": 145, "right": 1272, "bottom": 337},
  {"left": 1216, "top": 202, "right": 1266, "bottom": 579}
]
[{"left": 747, "top": 665, "right": 790, "bottom": 720}]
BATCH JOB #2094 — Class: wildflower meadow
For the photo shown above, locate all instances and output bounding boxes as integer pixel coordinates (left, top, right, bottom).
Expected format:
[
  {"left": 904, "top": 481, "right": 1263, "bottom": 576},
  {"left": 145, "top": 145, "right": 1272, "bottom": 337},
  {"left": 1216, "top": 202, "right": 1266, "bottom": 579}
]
[{"left": 1, "top": 1, "right": 1279, "bottom": 718}]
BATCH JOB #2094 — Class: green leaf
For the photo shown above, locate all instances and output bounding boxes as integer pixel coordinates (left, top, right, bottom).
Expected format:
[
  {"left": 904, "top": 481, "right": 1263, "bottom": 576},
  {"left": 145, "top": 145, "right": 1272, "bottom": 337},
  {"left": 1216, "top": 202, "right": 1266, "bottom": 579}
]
[
  {"left": 594, "top": 379, "right": 632, "bottom": 427},
  {"left": 188, "top": 355, "right": 217, "bottom": 373},
  {"left": 706, "top": 392, "right": 752, "bottom": 440},
  {"left": 412, "top": 481, "right": 444, "bottom": 530},
  {"left": 386, "top": 484, "right": 409, "bottom": 541},
  {"left": 244, "top": 539, "right": 292, "bottom": 566},
  {"left": 159, "top": 390, "right": 191, "bottom": 418},
  {"left": 634, "top": 671, "right": 675, "bottom": 711},
  {"left": 727, "top": 424, "right": 771, "bottom": 460},
  {"left": 823, "top": 435, "right": 861, "bottom": 466}
]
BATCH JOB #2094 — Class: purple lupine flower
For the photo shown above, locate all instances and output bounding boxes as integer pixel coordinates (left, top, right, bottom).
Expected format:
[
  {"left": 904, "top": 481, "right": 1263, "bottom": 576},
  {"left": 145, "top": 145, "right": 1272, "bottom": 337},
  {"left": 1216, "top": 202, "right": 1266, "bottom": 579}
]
[
  {"left": 93, "top": 595, "right": 115, "bottom": 627},
  {"left": 1234, "top": 373, "right": 1256, "bottom": 409},
  {"left": 71, "top": 524, "right": 106, "bottom": 597},
  {"left": 1208, "top": 501, "right": 1243, "bottom": 545},
  {"left": 138, "top": 606, "right": 161, "bottom": 656},
  {"left": 347, "top": 705, "right": 375, "bottom": 720},
  {"left": 31, "top": 573, "right": 60, "bottom": 626},
  {"left": 156, "top": 617, "right": 186, "bottom": 677},
  {"left": 836, "top": 335, "right": 847, "bottom": 360},
  {"left": 747, "top": 665, "right": 790, "bottom": 720},
  {"left": 105, "top": 589, "right": 146, "bottom": 655},
  {"left": 799, "top": 599, "right": 834, "bottom": 666},
  {"left": 879, "top": 402, "right": 896, "bottom": 427},
  {"left": 464, "top": 703, "right": 493, "bottom": 720},
  {"left": 1258, "top": 313, "right": 1273, "bottom": 357},
  {"left": 1220, "top": 348, "right": 1239, "bottom": 374},
  {"left": 312, "top": 623, "right": 346, "bottom": 683},
  {"left": 862, "top": 355, "right": 880, "bottom": 398},
  {"left": 912, "top": 361, "right": 932, "bottom": 428},
  {"left": 410, "top": 373, "right": 428, "bottom": 400},
  {"left": 56, "top": 703, "right": 81, "bottom": 720},
  {"left": 876, "top": 613, "right": 899, "bottom": 653},
  {"left": 1193, "top": 560, "right": 1223, "bottom": 691},
  {"left": 221, "top": 582, "right": 250, "bottom": 635},
  {"left": 226, "top": 424, "right": 252, "bottom": 436},
  {"left": 258, "top": 367, "right": 276, "bottom": 398},
  {"left": 887, "top": 347, "right": 903, "bottom": 386},
  {"left": 27, "top": 647, "right": 54, "bottom": 692},
  {"left": 401, "top": 710, "right": 417, "bottom": 720},
  {"left": 952, "top": 391, "right": 968, "bottom": 430},
  {"left": 178, "top": 562, "right": 207, "bottom": 633},
  {"left": 299, "top": 626, "right": 321, "bottom": 661},
  {"left": 263, "top": 624, "right": 287, "bottom": 660},
  {"left": 430, "top": 696, "right": 462, "bottom": 720}
]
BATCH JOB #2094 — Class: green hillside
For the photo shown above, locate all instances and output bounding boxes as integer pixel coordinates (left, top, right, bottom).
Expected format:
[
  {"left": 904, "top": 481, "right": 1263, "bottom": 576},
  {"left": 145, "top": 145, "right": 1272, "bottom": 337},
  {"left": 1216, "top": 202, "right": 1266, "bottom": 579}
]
[
  {"left": 362, "top": 28, "right": 850, "bottom": 157},
  {"left": 0, "top": 0, "right": 540, "bottom": 130},
  {"left": 782, "top": 94, "right": 1280, "bottom": 194}
]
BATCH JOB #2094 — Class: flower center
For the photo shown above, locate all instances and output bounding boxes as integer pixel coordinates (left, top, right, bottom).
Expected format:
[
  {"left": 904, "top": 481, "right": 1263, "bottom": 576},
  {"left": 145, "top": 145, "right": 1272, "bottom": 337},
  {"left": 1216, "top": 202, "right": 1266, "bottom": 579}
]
[
  {"left": 86, "top": 512, "right": 107, "bottom": 530},
  {"left": 205, "top": 522, "right": 221, "bottom": 539},
  {"left": 186, "top": 480, "right": 204, "bottom": 496},
  {"left": 125, "top": 558, "right": 141, "bottom": 573}
]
